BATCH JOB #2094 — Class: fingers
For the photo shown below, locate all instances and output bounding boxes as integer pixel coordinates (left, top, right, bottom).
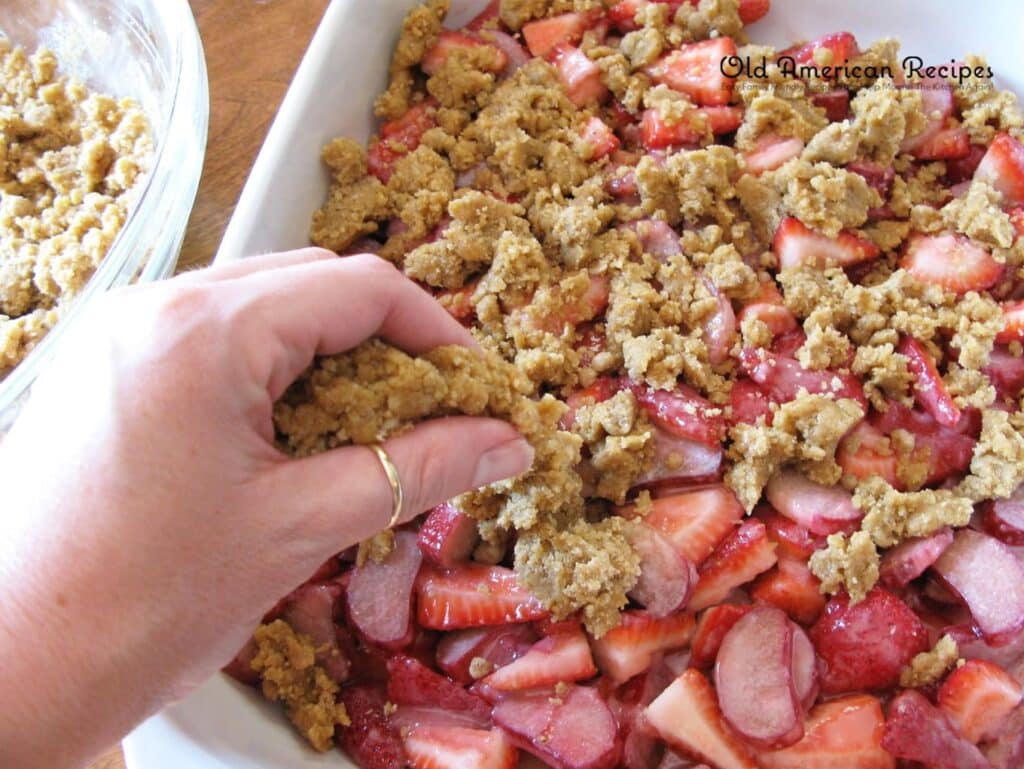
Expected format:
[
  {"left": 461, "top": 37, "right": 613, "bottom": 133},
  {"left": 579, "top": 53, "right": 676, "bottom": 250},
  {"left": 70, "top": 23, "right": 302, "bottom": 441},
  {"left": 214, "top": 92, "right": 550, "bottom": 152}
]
[
  {"left": 256, "top": 416, "right": 534, "bottom": 552},
  {"left": 173, "top": 248, "right": 339, "bottom": 285},
  {"left": 221, "top": 253, "right": 479, "bottom": 399}
]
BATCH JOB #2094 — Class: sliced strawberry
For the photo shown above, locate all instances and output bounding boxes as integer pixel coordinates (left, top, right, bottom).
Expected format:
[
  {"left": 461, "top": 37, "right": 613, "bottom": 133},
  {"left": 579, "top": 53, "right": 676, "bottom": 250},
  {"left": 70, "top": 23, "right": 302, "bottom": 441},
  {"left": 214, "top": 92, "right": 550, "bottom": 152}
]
[
  {"left": 868, "top": 401, "right": 978, "bottom": 487},
  {"left": 281, "top": 582, "right": 351, "bottom": 683},
  {"left": 938, "top": 659, "right": 1024, "bottom": 744},
  {"left": 847, "top": 161, "right": 895, "bottom": 200},
  {"left": 996, "top": 300, "right": 1024, "bottom": 343},
  {"left": 879, "top": 527, "right": 954, "bottom": 588},
  {"left": 689, "top": 519, "right": 779, "bottom": 611},
  {"left": 770, "top": 329, "right": 808, "bottom": 359},
  {"left": 418, "top": 503, "right": 480, "bottom": 569},
  {"left": 646, "top": 669, "right": 757, "bottom": 769},
  {"left": 946, "top": 144, "right": 988, "bottom": 185},
  {"left": 347, "top": 530, "right": 423, "bottom": 648},
  {"left": 436, "top": 625, "right": 538, "bottom": 684},
  {"left": 897, "top": 336, "right": 962, "bottom": 428},
  {"left": 765, "top": 470, "right": 863, "bottom": 537},
  {"left": 590, "top": 610, "right": 695, "bottom": 684},
  {"left": 404, "top": 726, "right": 517, "bottom": 769},
  {"left": 691, "top": 604, "right": 752, "bottom": 668},
  {"left": 779, "top": 32, "right": 859, "bottom": 71},
  {"left": 416, "top": 564, "right": 549, "bottom": 630},
  {"left": 912, "top": 123, "right": 971, "bottom": 161},
  {"left": 737, "top": 279, "right": 799, "bottom": 338},
  {"left": 493, "top": 685, "right": 621, "bottom": 769},
  {"left": 985, "top": 345, "right": 1024, "bottom": 401},
  {"left": 729, "top": 378, "right": 774, "bottom": 426},
  {"left": 386, "top": 655, "right": 492, "bottom": 727},
  {"left": 984, "top": 704, "right": 1024, "bottom": 769},
  {"left": 422, "top": 30, "right": 508, "bottom": 76},
  {"left": 338, "top": 685, "right": 407, "bottom": 769},
  {"left": 901, "top": 232, "right": 1004, "bottom": 294},
  {"left": 522, "top": 11, "right": 602, "bottom": 58},
  {"left": 738, "top": 0, "right": 771, "bottom": 25},
  {"left": 561, "top": 376, "right": 621, "bottom": 430},
  {"left": 757, "top": 695, "right": 892, "bottom": 769},
  {"left": 640, "top": 106, "right": 744, "bottom": 149},
  {"left": 645, "top": 38, "right": 739, "bottom": 106},
  {"left": 521, "top": 274, "right": 610, "bottom": 334},
  {"left": 758, "top": 507, "right": 823, "bottom": 560},
  {"left": 551, "top": 43, "right": 608, "bottom": 107},
  {"left": 750, "top": 554, "right": 826, "bottom": 625},
  {"left": 368, "top": 103, "right": 435, "bottom": 184},
  {"left": 810, "top": 88, "right": 851, "bottom": 122},
  {"left": 625, "top": 218, "right": 682, "bottom": 261},
  {"left": 628, "top": 380, "right": 726, "bottom": 446},
  {"left": 580, "top": 116, "right": 621, "bottom": 161},
  {"left": 974, "top": 132, "right": 1024, "bottom": 207},
  {"left": 436, "top": 281, "right": 478, "bottom": 325},
  {"left": 809, "top": 588, "right": 929, "bottom": 695},
  {"left": 773, "top": 216, "right": 881, "bottom": 270},
  {"left": 900, "top": 78, "right": 955, "bottom": 156},
  {"left": 743, "top": 135, "right": 804, "bottom": 175},
  {"left": 882, "top": 690, "right": 990, "bottom": 769},
  {"left": 608, "top": 0, "right": 685, "bottom": 33},
  {"left": 836, "top": 421, "right": 901, "bottom": 487},
  {"left": 624, "top": 486, "right": 745, "bottom": 566},
  {"left": 1010, "top": 207, "right": 1024, "bottom": 239},
  {"left": 484, "top": 629, "right": 597, "bottom": 691},
  {"left": 981, "top": 497, "right": 1024, "bottom": 546},
  {"left": 738, "top": 348, "right": 867, "bottom": 409}
]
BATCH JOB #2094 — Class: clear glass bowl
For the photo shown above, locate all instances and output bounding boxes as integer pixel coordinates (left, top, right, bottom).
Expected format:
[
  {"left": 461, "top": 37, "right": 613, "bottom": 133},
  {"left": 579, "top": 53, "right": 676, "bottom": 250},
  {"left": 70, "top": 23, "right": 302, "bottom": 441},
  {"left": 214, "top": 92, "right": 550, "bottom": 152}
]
[{"left": 0, "top": 0, "right": 209, "bottom": 433}]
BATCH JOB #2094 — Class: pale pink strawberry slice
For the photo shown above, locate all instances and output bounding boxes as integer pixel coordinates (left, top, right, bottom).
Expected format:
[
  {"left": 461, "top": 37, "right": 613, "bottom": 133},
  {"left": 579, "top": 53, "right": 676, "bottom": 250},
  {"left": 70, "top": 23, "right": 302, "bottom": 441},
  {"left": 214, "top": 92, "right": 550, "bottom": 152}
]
[
  {"left": 281, "top": 582, "right": 351, "bottom": 683},
  {"left": 996, "top": 300, "right": 1024, "bottom": 343},
  {"left": 938, "top": 659, "right": 1024, "bottom": 744},
  {"left": 483, "top": 628, "right": 596, "bottom": 691},
  {"left": 645, "top": 38, "right": 739, "bottom": 106},
  {"left": 879, "top": 527, "right": 954, "bottom": 588},
  {"left": 736, "top": 278, "right": 799, "bottom": 338},
  {"left": 347, "top": 529, "right": 423, "bottom": 648},
  {"left": 913, "top": 123, "right": 971, "bottom": 161},
  {"left": 729, "top": 378, "right": 773, "bottom": 426},
  {"left": 764, "top": 470, "right": 863, "bottom": 537},
  {"left": 737, "top": 348, "right": 867, "bottom": 408},
  {"left": 981, "top": 497, "right": 1024, "bottom": 546},
  {"left": 757, "top": 506, "right": 822, "bottom": 559},
  {"left": 624, "top": 218, "right": 683, "bottom": 261},
  {"left": 551, "top": 44, "right": 608, "bottom": 107},
  {"left": 779, "top": 32, "right": 859, "bottom": 70},
  {"left": 522, "top": 11, "right": 602, "bottom": 58},
  {"left": 416, "top": 564, "right": 549, "bottom": 630},
  {"left": 590, "top": 610, "right": 696, "bottom": 684},
  {"left": 640, "top": 106, "right": 744, "bottom": 149},
  {"left": 810, "top": 88, "right": 850, "bottom": 122},
  {"left": 386, "top": 654, "right": 492, "bottom": 728},
  {"left": 901, "top": 232, "right": 1004, "bottom": 294},
  {"left": 974, "top": 132, "right": 1024, "bottom": 207},
  {"left": 691, "top": 604, "right": 752, "bottom": 668},
  {"left": 417, "top": 503, "right": 480, "bottom": 569},
  {"left": 898, "top": 336, "right": 962, "bottom": 428},
  {"left": 435, "top": 625, "right": 538, "bottom": 684},
  {"left": 984, "top": 705, "right": 1024, "bottom": 769},
  {"left": 404, "top": 726, "right": 517, "bottom": 769},
  {"left": 900, "top": 77, "right": 955, "bottom": 155},
  {"left": 624, "top": 520, "right": 697, "bottom": 617},
  {"left": 689, "top": 519, "right": 779, "bottom": 611},
  {"left": 338, "top": 685, "right": 407, "bottom": 769},
  {"left": 809, "top": 587, "right": 929, "bottom": 694},
  {"left": 646, "top": 669, "right": 757, "bottom": 769},
  {"left": 622, "top": 486, "right": 745, "bottom": 566},
  {"left": 743, "top": 135, "right": 804, "bottom": 175},
  {"left": 773, "top": 217, "right": 880, "bottom": 269},
  {"left": 882, "top": 690, "right": 990, "bottom": 769},
  {"left": 738, "top": 0, "right": 771, "bottom": 24},
  {"left": 757, "top": 695, "right": 892, "bottom": 769},
  {"left": 579, "top": 116, "right": 620, "bottom": 161},
  {"left": 422, "top": 30, "right": 508, "bottom": 76},
  {"left": 750, "top": 553, "right": 826, "bottom": 625},
  {"left": 628, "top": 380, "right": 726, "bottom": 446},
  {"left": 493, "top": 685, "right": 621, "bottom": 769}
]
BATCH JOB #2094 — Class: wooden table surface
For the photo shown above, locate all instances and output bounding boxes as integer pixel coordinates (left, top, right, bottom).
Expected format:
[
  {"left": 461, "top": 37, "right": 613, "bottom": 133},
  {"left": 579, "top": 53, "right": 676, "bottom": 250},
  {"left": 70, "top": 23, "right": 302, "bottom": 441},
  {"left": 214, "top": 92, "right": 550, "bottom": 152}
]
[{"left": 88, "top": 0, "right": 329, "bottom": 766}]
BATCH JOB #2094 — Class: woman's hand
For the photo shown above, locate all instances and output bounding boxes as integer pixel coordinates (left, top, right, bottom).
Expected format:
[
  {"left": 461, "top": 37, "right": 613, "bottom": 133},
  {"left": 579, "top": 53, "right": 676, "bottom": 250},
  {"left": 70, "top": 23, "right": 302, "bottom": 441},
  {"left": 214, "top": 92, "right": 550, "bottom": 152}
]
[{"left": 0, "top": 250, "right": 533, "bottom": 768}]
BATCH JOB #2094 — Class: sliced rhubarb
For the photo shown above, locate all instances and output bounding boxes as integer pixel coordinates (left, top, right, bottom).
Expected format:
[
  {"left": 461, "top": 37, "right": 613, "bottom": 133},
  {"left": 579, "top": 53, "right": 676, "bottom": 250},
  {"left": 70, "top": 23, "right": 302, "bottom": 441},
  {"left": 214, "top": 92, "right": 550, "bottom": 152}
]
[
  {"left": 764, "top": 470, "right": 863, "bottom": 537},
  {"left": 347, "top": 530, "right": 423, "bottom": 648},
  {"left": 624, "top": 520, "right": 696, "bottom": 617},
  {"left": 882, "top": 690, "right": 990, "bottom": 769},
  {"left": 879, "top": 527, "right": 954, "bottom": 588},
  {"left": 417, "top": 502, "right": 480, "bottom": 568}
]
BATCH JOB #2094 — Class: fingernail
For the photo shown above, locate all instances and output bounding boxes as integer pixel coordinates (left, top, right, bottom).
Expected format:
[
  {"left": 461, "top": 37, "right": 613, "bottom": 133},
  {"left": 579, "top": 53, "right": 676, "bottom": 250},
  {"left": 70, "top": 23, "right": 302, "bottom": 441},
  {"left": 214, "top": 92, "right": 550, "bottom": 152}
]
[{"left": 471, "top": 438, "right": 534, "bottom": 488}]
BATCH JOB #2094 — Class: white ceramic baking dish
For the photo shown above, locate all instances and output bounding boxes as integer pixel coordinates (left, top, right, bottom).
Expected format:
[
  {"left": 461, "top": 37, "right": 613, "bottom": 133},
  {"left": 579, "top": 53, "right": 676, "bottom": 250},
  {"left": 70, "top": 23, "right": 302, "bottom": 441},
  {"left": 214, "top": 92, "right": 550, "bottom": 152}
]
[{"left": 124, "top": 0, "right": 1024, "bottom": 766}]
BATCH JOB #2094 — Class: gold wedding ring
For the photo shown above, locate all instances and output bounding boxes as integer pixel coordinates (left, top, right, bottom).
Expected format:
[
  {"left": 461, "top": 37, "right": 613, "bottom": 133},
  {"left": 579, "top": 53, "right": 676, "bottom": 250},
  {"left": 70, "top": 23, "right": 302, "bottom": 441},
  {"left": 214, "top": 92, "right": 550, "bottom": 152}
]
[{"left": 368, "top": 443, "right": 404, "bottom": 529}]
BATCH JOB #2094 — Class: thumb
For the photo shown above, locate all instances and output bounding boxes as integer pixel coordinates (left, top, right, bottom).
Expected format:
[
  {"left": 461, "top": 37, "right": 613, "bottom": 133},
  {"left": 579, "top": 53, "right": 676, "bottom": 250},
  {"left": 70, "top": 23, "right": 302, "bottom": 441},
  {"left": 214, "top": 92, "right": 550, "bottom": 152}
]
[{"left": 256, "top": 416, "right": 534, "bottom": 552}]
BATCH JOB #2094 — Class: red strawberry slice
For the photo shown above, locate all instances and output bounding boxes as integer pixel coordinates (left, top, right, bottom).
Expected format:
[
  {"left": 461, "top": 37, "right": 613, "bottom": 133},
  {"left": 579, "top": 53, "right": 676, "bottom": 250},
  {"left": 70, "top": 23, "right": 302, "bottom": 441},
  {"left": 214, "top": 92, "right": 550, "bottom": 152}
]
[
  {"left": 573, "top": 322, "right": 607, "bottom": 369},
  {"left": 386, "top": 655, "right": 492, "bottom": 727},
  {"left": 624, "top": 486, "right": 745, "bottom": 566},
  {"left": 519, "top": 274, "right": 610, "bottom": 334},
  {"left": 779, "top": 32, "right": 859, "bottom": 71},
  {"left": 1010, "top": 207, "right": 1024, "bottom": 239},
  {"left": 729, "top": 378, "right": 774, "bottom": 426},
  {"left": 882, "top": 690, "right": 990, "bottom": 769},
  {"left": 646, "top": 669, "right": 757, "bottom": 769},
  {"left": 946, "top": 144, "right": 988, "bottom": 184},
  {"left": 628, "top": 380, "right": 726, "bottom": 446},
  {"left": 810, "top": 88, "right": 850, "bottom": 122},
  {"left": 436, "top": 625, "right": 538, "bottom": 685},
  {"left": 590, "top": 610, "right": 696, "bottom": 684},
  {"left": 483, "top": 629, "right": 597, "bottom": 691},
  {"left": 640, "top": 106, "right": 744, "bottom": 149},
  {"left": 436, "top": 280, "right": 478, "bottom": 325},
  {"left": 416, "top": 564, "right": 549, "bottom": 630},
  {"left": 608, "top": 0, "right": 685, "bottom": 33},
  {"left": 985, "top": 345, "right": 1024, "bottom": 401},
  {"left": 338, "top": 685, "right": 407, "bottom": 769},
  {"left": 900, "top": 78, "right": 955, "bottom": 156},
  {"left": 770, "top": 329, "right": 809, "bottom": 359},
  {"left": 645, "top": 38, "right": 739, "bottom": 106},
  {"left": 691, "top": 604, "right": 752, "bottom": 668},
  {"left": 551, "top": 44, "right": 608, "bottom": 107},
  {"left": 809, "top": 587, "right": 929, "bottom": 695},
  {"left": 417, "top": 503, "right": 480, "bottom": 569},
  {"left": 689, "top": 519, "right": 779, "bottom": 611},
  {"left": 773, "top": 216, "right": 881, "bottom": 270},
  {"left": 368, "top": 103, "right": 436, "bottom": 183},
  {"left": 561, "top": 376, "right": 621, "bottom": 430},
  {"left": 757, "top": 695, "right": 891, "bottom": 769},
  {"left": 422, "top": 30, "right": 508, "bottom": 76},
  {"left": 404, "top": 726, "right": 517, "bottom": 769},
  {"left": 281, "top": 582, "right": 350, "bottom": 683},
  {"left": 878, "top": 527, "right": 954, "bottom": 588},
  {"left": 743, "top": 135, "right": 804, "bottom": 175},
  {"left": 974, "top": 132, "right": 1024, "bottom": 207},
  {"left": 493, "top": 685, "right": 621, "bottom": 769},
  {"left": 737, "top": 278, "right": 799, "bottom": 338},
  {"left": 750, "top": 554, "right": 826, "bottom": 625},
  {"left": 868, "top": 401, "right": 978, "bottom": 487},
  {"left": 996, "top": 300, "right": 1024, "bottom": 343},
  {"left": 897, "top": 336, "right": 961, "bottom": 428},
  {"left": 912, "top": 123, "right": 971, "bottom": 161},
  {"left": 901, "top": 232, "right": 1004, "bottom": 294},
  {"left": 347, "top": 530, "right": 423, "bottom": 648},
  {"left": 738, "top": 0, "right": 771, "bottom": 24},
  {"left": 981, "top": 497, "right": 1024, "bottom": 546},
  {"left": 765, "top": 470, "right": 863, "bottom": 537},
  {"left": 580, "top": 116, "right": 621, "bottom": 161},
  {"left": 758, "top": 507, "right": 823, "bottom": 559},
  {"left": 624, "top": 520, "right": 697, "bottom": 617},
  {"left": 738, "top": 348, "right": 867, "bottom": 408},
  {"left": 522, "top": 11, "right": 602, "bottom": 58},
  {"left": 836, "top": 421, "right": 901, "bottom": 487},
  {"left": 846, "top": 161, "right": 895, "bottom": 199},
  {"left": 938, "top": 660, "right": 1024, "bottom": 744}
]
